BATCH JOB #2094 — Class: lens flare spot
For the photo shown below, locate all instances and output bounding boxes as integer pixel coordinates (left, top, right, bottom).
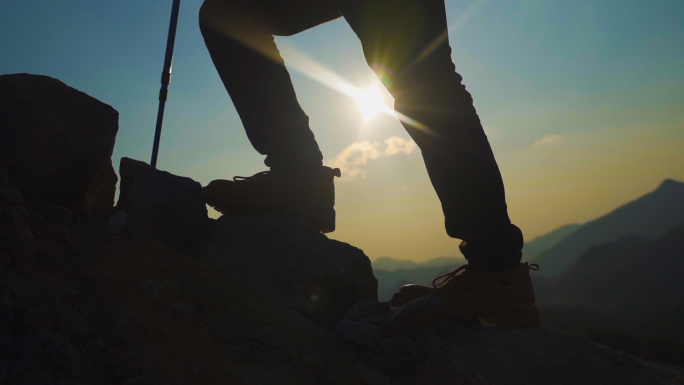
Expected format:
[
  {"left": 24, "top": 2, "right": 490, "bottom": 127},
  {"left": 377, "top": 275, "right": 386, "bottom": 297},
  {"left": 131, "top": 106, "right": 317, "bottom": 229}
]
[{"left": 355, "top": 85, "right": 385, "bottom": 121}]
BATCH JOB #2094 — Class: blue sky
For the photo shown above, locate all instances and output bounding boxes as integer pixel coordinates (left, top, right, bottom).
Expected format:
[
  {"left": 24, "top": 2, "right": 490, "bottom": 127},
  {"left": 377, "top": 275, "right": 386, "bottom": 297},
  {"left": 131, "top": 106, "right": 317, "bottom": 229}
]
[{"left": 2, "top": 0, "right": 683, "bottom": 261}]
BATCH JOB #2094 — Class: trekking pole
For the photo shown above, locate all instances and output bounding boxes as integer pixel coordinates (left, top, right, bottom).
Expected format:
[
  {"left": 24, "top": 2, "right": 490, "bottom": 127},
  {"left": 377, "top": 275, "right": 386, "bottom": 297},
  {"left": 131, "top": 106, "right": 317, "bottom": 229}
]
[{"left": 151, "top": 0, "right": 181, "bottom": 168}]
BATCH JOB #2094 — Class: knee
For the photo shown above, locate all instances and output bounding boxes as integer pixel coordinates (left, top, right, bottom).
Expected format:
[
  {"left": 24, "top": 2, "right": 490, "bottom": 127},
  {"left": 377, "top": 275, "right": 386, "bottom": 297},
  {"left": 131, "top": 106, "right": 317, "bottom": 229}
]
[
  {"left": 198, "top": 0, "right": 216, "bottom": 34},
  {"left": 199, "top": 0, "right": 239, "bottom": 35},
  {"left": 199, "top": 0, "right": 224, "bottom": 34}
]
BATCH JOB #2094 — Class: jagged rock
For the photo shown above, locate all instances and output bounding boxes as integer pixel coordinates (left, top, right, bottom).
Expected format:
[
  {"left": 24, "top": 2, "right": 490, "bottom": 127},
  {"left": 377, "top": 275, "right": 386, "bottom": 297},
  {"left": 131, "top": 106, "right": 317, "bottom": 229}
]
[
  {"left": 116, "top": 157, "right": 207, "bottom": 250},
  {"left": 0, "top": 156, "right": 37, "bottom": 264},
  {"left": 182, "top": 212, "right": 378, "bottom": 326},
  {"left": 379, "top": 295, "right": 442, "bottom": 338},
  {"left": 342, "top": 300, "right": 391, "bottom": 325},
  {"left": 379, "top": 336, "right": 415, "bottom": 355},
  {"left": 336, "top": 320, "right": 382, "bottom": 346},
  {"left": 0, "top": 73, "right": 118, "bottom": 213},
  {"left": 137, "top": 278, "right": 159, "bottom": 300},
  {"left": 108, "top": 211, "right": 127, "bottom": 234}
]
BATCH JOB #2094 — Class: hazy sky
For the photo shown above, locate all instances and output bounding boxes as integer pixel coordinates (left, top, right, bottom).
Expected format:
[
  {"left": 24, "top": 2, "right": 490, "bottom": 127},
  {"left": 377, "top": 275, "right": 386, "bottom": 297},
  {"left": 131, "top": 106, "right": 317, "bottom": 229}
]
[{"left": 2, "top": 0, "right": 683, "bottom": 262}]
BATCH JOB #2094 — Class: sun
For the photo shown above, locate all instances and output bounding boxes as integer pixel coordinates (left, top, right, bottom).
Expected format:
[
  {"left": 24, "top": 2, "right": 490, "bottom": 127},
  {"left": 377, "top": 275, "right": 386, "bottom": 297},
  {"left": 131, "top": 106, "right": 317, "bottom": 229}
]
[{"left": 355, "top": 85, "right": 385, "bottom": 121}]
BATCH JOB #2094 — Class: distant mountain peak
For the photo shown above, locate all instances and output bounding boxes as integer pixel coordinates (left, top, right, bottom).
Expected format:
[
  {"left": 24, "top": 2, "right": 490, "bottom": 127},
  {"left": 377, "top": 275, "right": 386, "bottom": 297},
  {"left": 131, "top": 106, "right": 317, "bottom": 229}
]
[
  {"left": 656, "top": 178, "right": 684, "bottom": 191},
  {"left": 533, "top": 178, "right": 684, "bottom": 276}
]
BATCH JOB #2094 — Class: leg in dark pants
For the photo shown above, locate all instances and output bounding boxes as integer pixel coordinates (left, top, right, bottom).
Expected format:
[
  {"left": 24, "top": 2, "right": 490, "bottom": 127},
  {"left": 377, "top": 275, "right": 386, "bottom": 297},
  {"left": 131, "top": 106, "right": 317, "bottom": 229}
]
[
  {"left": 199, "top": 0, "right": 523, "bottom": 270},
  {"left": 199, "top": 0, "right": 338, "bottom": 174},
  {"left": 341, "top": 0, "right": 523, "bottom": 270}
]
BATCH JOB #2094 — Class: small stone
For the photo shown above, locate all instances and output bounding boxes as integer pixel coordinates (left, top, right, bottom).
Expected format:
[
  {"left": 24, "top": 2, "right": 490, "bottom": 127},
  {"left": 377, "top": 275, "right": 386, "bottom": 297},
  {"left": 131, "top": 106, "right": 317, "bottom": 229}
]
[
  {"left": 138, "top": 278, "right": 159, "bottom": 300},
  {"left": 342, "top": 304, "right": 362, "bottom": 321},
  {"left": 121, "top": 375, "right": 143, "bottom": 385},
  {"left": 336, "top": 320, "right": 382, "bottom": 346},
  {"left": 343, "top": 301, "right": 391, "bottom": 322},
  {"left": 300, "top": 356, "right": 325, "bottom": 373},
  {"left": 358, "top": 301, "right": 391, "bottom": 317},
  {"left": 171, "top": 301, "right": 194, "bottom": 316},
  {"left": 359, "top": 314, "right": 387, "bottom": 325},
  {"left": 163, "top": 277, "right": 181, "bottom": 290},
  {"left": 366, "top": 343, "right": 384, "bottom": 354},
  {"left": 379, "top": 295, "right": 441, "bottom": 338},
  {"left": 254, "top": 326, "right": 288, "bottom": 349},
  {"left": 61, "top": 224, "right": 72, "bottom": 245},
  {"left": 108, "top": 211, "right": 127, "bottom": 234},
  {"left": 370, "top": 354, "right": 420, "bottom": 378},
  {"left": 360, "top": 370, "right": 392, "bottom": 385},
  {"left": 379, "top": 336, "right": 415, "bottom": 355}
]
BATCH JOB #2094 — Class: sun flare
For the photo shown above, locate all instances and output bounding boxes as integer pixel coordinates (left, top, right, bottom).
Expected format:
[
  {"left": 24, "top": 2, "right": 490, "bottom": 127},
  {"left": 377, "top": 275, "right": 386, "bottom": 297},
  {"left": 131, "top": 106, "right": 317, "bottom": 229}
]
[{"left": 355, "top": 85, "right": 385, "bottom": 121}]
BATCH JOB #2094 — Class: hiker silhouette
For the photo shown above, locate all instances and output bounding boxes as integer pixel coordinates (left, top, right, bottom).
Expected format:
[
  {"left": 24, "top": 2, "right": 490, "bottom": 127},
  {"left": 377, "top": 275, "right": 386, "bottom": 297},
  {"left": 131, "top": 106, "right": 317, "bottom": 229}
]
[{"left": 199, "top": 0, "right": 537, "bottom": 325}]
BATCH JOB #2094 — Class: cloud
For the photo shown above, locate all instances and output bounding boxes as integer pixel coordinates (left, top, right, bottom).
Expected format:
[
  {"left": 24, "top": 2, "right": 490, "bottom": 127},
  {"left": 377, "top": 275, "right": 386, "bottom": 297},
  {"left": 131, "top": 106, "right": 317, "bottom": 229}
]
[
  {"left": 533, "top": 134, "right": 564, "bottom": 147},
  {"left": 384, "top": 136, "right": 417, "bottom": 156},
  {"left": 329, "top": 136, "right": 417, "bottom": 181}
]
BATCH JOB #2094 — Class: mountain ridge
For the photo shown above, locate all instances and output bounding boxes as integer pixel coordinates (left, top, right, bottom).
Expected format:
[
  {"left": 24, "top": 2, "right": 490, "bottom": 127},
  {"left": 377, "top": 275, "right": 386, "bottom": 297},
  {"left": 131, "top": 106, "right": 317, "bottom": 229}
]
[
  {"left": 372, "top": 256, "right": 460, "bottom": 272},
  {"left": 533, "top": 178, "right": 684, "bottom": 276}
]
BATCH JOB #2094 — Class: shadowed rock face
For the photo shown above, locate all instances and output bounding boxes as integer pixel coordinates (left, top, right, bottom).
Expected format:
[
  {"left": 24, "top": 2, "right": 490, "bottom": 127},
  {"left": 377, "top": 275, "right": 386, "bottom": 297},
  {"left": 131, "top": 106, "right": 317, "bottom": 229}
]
[
  {"left": 0, "top": 73, "right": 118, "bottom": 213},
  {"left": 116, "top": 157, "right": 208, "bottom": 250},
  {"left": 182, "top": 212, "right": 378, "bottom": 326}
]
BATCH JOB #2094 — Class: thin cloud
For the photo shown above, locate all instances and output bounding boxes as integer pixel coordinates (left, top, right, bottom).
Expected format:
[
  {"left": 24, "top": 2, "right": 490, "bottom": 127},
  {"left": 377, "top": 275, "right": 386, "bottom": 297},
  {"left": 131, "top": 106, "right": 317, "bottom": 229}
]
[
  {"left": 330, "top": 136, "right": 417, "bottom": 181},
  {"left": 385, "top": 136, "right": 417, "bottom": 156},
  {"left": 533, "top": 134, "right": 564, "bottom": 147}
]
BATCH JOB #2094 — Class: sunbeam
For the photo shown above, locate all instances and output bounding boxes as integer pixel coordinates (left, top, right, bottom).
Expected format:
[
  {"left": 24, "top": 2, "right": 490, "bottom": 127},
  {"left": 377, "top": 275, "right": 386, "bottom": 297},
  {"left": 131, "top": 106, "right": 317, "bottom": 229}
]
[
  {"left": 279, "top": 43, "right": 432, "bottom": 133},
  {"left": 411, "top": 0, "right": 491, "bottom": 71},
  {"left": 353, "top": 85, "right": 384, "bottom": 121},
  {"left": 203, "top": 10, "right": 433, "bottom": 134}
]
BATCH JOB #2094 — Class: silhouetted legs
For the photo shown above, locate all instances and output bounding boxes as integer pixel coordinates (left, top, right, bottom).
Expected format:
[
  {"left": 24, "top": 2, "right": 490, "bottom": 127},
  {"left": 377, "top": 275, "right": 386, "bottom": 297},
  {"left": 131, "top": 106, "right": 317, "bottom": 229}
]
[
  {"left": 199, "top": 0, "right": 334, "bottom": 174},
  {"left": 341, "top": 0, "right": 522, "bottom": 270},
  {"left": 199, "top": 0, "right": 523, "bottom": 270}
]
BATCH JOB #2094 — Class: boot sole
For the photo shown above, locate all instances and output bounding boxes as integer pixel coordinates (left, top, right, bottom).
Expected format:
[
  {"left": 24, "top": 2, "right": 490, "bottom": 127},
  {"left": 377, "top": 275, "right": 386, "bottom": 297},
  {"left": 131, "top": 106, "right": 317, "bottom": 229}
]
[
  {"left": 204, "top": 188, "right": 336, "bottom": 233},
  {"left": 392, "top": 292, "right": 540, "bottom": 327}
]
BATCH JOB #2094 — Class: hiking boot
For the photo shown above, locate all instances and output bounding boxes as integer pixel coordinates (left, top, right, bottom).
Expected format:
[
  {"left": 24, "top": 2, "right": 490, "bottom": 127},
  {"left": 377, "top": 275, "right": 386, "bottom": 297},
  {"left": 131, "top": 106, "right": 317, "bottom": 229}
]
[
  {"left": 390, "top": 262, "right": 540, "bottom": 326},
  {"left": 203, "top": 166, "right": 341, "bottom": 233}
]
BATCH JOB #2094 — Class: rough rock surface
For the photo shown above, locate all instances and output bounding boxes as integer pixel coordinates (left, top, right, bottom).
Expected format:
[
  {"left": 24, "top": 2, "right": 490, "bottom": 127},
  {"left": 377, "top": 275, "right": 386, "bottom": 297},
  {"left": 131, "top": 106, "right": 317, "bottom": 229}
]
[
  {"left": 182, "top": 212, "right": 378, "bottom": 326},
  {"left": 0, "top": 73, "right": 118, "bottom": 213},
  {"left": 3, "top": 168, "right": 683, "bottom": 385},
  {"left": 2, "top": 76, "right": 684, "bottom": 384},
  {"left": 116, "top": 157, "right": 207, "bottom": 250}
]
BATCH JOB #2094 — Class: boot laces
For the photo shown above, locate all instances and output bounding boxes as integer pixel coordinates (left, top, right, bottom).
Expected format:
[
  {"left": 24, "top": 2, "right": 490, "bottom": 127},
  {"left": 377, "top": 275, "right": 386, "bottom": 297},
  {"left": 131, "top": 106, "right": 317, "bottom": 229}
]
[
  {"left": 432, "top": 263, "right": 540, "bottom": 289},
  {"left": 432, "top": 265, "right": 469, "bottom": 289}
]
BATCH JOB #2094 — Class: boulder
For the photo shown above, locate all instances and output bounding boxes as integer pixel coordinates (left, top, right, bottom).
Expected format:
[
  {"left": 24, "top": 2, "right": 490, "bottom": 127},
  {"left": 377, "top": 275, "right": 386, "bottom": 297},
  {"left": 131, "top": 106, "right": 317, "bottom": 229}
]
[
  {"left": 182, "top": 212, "right": 378, "bottom": 326},
  {"left": 116, "top": 157, "right": 207, "bottom": 250},
  {"left": 0, "top": 73, "right": 118, "bottom": 213},
  {"left": 0, "top": 156, "right": 37, "bottom": 265},
  {"left": 336, "top": 320, "right": 382, "bottom": 346}
]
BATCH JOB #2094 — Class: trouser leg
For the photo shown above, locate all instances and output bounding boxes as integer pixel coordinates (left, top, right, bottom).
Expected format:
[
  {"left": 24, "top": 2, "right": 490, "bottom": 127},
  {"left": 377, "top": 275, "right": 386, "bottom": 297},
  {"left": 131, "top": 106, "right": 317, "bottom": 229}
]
[
  {"left": 342, "top": 0, "right": 523, "bottom": 270},
  {"left": 199, "top": 0, "right": 338, "bottom": 174}
]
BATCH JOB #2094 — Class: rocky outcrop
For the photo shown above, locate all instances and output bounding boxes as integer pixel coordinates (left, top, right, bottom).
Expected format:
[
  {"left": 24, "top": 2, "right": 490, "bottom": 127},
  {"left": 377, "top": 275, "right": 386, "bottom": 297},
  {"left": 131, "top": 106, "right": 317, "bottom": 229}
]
[
  {"left": 2, "top": 75, "right": 683, "bottom": 384},
  {"left": 0, "top": 156, "right": 37, "bottom": 266},
  {"left": 182, "top": 212, "right": 377, "bottom": 326},
  {"left": 0, "top": 73, "right": 118, "bottom": 213},
  {"left": 2, "top": 187, "right": 682, "bottom": 384},
  {"left": 116, "top": 157, "right": 208, "bottom": 250}
]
